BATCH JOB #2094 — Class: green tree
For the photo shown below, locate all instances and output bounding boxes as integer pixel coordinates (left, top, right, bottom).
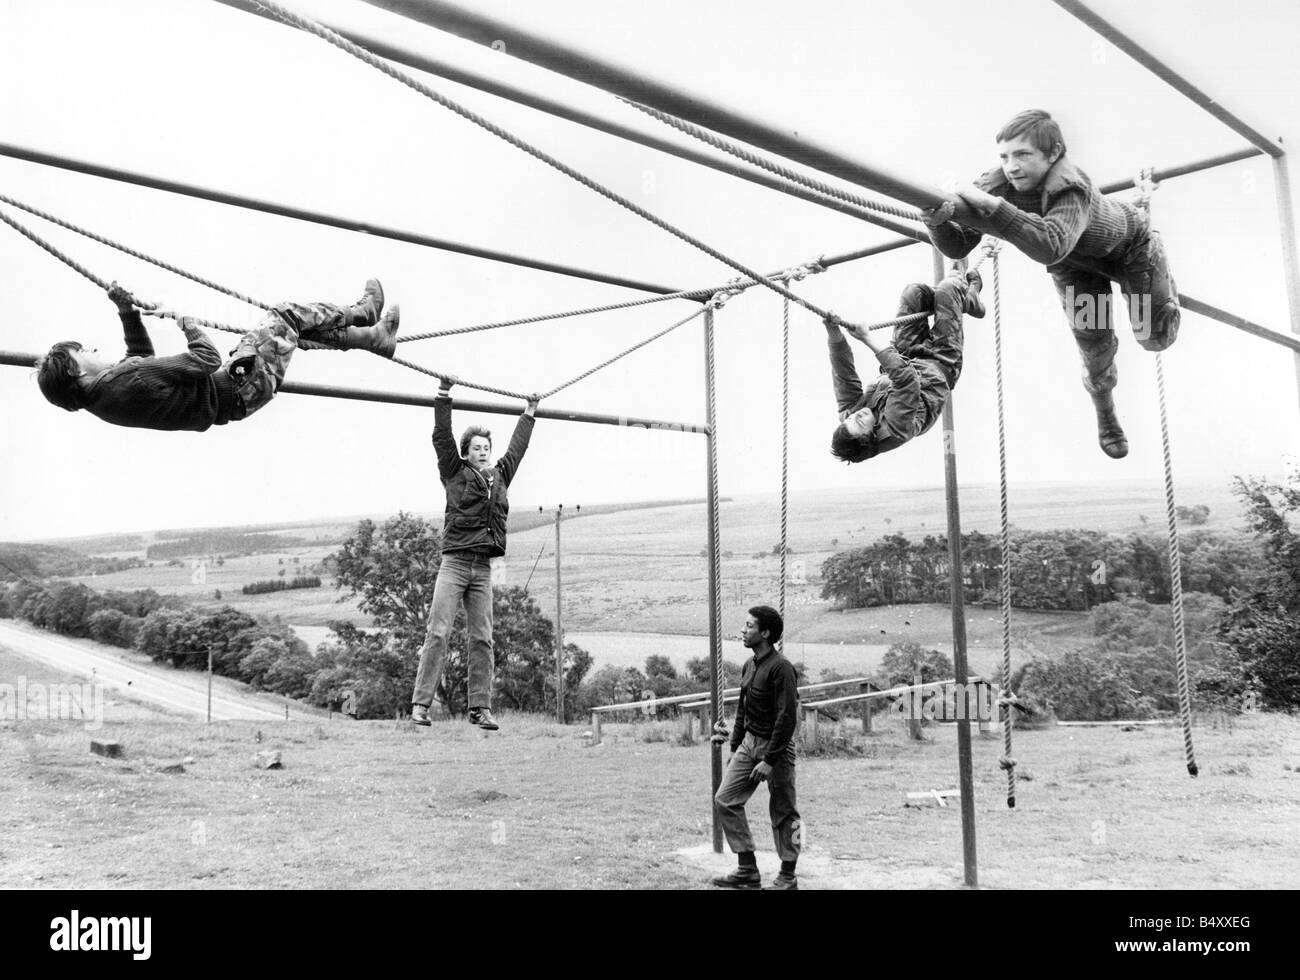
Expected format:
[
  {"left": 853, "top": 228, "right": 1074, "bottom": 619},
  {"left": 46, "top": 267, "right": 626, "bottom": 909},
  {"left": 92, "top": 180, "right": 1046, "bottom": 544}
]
[{"left": 1217, "top": 471, "right": 1300, "bottom": 709}]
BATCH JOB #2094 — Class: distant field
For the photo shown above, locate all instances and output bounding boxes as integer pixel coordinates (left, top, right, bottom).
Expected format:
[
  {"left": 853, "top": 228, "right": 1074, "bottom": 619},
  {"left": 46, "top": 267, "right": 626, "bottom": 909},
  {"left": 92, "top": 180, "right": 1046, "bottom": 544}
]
[{"left": 41, "top": 480, "right": 1241, "bottom": 667}]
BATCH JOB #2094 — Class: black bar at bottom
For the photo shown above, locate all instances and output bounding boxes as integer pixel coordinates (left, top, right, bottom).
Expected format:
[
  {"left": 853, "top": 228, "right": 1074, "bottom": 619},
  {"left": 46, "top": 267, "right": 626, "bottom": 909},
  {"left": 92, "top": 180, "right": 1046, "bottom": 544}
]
[{"left": 0, "top": 351, "right": 708, "bottom": 433}]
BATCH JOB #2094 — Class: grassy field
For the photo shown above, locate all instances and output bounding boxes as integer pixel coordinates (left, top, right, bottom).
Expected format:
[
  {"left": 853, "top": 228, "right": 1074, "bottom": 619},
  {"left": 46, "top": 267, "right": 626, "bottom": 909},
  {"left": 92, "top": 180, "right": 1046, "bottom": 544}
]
[{"left": 2, "top": 705, "right": 1297, "bottom": 889}]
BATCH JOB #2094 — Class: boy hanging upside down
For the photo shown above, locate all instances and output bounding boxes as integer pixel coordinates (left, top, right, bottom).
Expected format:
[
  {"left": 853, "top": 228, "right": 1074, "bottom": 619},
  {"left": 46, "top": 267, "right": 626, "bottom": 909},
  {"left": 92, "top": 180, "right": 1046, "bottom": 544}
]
[
  {"left": 826, "top": 266, "right": 984, "bottom": 463},
  {"left": 923, "top": 108, "right": 1180, "bottom": 459},
  {"left": 35, "top": 279, "right": 400, "bottom": 431}
]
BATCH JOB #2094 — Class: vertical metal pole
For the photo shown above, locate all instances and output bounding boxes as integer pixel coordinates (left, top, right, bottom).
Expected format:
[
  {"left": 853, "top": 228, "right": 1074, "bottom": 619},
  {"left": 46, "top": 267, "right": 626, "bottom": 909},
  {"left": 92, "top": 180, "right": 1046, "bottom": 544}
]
[
  {"left": 703, "top": 305, "right": 724, "bottom": 854},
  {"left": 1271, "top": 154, "right": 1300, "bottom": 413},
  {"left": 554, "top": 507, "right": 565, "bottom": 723},
  {"left": 934, "top": 248, "right": 979, "bottom": 889},
  {"left": 207, "top": 646, "right": 213, "bottom": 724},
  {"left": 779, "top": 285, "right": 790, "bottom": 637}
]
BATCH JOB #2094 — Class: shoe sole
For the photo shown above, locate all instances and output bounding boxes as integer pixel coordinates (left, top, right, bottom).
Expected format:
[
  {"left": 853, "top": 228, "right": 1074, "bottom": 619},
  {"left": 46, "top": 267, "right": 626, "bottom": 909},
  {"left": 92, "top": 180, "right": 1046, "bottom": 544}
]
[{"left": 711, "top": 880, "right": 761, "bottom": 889}]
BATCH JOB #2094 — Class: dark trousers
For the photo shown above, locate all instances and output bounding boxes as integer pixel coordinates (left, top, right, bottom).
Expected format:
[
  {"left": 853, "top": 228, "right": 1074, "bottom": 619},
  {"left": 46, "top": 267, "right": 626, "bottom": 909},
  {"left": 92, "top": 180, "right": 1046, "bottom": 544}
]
[
  {"left": 1049, "top": 224, "right": 1180, "bottom": 396},
  {"left": 893, "top": 277, "right": 968, "bottom": 389},
  {"left": 714, "top": 733, "right": 802, "bottom": 862}
]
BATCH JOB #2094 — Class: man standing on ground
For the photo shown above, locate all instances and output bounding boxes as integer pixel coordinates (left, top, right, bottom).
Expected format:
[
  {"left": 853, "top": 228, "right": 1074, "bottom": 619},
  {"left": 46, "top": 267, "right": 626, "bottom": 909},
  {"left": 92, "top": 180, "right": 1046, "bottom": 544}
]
[{"left": 710, "top": 605, "right": 802, "bottom": 891}]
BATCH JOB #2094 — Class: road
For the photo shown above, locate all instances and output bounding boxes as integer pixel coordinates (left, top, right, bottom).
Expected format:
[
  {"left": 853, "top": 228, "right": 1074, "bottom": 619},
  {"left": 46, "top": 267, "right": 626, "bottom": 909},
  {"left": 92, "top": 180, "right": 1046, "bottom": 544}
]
[{"left": 0, "top": 621, "right": 290, "bottom": 721}]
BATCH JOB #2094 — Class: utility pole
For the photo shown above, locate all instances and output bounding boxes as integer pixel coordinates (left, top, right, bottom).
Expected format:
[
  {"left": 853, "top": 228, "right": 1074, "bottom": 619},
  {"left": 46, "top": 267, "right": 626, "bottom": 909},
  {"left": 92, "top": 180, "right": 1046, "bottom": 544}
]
[{"left": 540, "top": 504, "right": 579, "bottom": 722}]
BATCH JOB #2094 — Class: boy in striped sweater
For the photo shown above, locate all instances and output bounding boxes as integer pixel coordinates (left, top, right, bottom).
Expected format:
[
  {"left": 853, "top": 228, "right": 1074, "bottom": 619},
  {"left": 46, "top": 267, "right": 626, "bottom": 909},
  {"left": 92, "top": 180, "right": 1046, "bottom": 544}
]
[{"left": 924, "top": 109, "right": 1180, "bottom": 459}]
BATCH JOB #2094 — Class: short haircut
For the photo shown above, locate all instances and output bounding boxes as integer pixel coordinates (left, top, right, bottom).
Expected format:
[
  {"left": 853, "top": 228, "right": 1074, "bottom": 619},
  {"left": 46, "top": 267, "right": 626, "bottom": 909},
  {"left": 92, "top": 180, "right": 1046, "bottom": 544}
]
[
  {"left": 830, "top": 420, "right": 876, "bottom": 463},
  {"left": 996, "top": 109, "right": 1066, "bottom": 157},
  {"left": 36, "top": 342, "right": 88, "bottom": 412},
  {"left": 748, "top": 605, "right": 784, "bottom": 644},
  {"left": 459, "top": 425, "right": 492, "bottom": 457}
]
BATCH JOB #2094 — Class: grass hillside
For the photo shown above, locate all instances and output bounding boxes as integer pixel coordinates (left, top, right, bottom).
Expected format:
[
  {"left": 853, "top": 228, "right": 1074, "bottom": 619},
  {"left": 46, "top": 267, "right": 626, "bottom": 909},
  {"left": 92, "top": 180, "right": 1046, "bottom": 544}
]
[{"left": 3, "top": 706, "right": 1296, "bottom": 889}]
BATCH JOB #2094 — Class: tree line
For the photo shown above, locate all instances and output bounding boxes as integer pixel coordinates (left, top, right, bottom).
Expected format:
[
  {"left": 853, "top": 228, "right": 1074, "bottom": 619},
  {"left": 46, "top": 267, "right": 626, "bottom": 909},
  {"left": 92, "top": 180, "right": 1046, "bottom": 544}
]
[{"left": 820, "top": 527, "right": 1261, "bottom": 612}]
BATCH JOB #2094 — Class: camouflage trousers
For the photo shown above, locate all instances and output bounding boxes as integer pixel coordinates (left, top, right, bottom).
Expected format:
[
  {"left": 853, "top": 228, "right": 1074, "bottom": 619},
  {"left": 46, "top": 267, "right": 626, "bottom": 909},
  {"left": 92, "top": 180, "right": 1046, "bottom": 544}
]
[
  {"left": 1049, "top": 221, "right": 1180, "bottom": 397},
  {"left": 226, "top": 301, "right": 350, "bottom": 420}
]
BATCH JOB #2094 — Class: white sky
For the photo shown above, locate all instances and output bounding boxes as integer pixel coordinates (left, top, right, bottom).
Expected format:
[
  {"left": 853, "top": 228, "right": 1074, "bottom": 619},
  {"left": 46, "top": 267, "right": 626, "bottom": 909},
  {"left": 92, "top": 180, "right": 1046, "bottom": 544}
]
[{"left": 2, "top": 0, "right": 1299, "bottom": 541}]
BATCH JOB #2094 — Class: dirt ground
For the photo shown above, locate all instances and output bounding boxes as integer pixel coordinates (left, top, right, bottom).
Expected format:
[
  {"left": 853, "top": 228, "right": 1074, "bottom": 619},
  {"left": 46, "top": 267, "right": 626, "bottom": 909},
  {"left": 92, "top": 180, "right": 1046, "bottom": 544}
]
[{"left": 2, "top": 690, "right": 1296, "bottom": 890}]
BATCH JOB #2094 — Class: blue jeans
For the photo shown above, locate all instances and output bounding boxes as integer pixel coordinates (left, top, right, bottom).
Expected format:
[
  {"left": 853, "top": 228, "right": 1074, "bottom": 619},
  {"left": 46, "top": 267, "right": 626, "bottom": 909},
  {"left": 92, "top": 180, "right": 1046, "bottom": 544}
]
[
  {"left": 411, "top": 553, "right": 495, "bottom": 710},
  {"left": 714, "top": 732, "right": 802, "bottom": 862}
]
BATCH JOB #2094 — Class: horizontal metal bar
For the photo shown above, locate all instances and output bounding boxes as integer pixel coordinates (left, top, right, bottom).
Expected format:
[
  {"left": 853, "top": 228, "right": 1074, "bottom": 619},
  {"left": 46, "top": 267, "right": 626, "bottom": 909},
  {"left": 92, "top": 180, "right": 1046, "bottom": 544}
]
[
  {"left": 1098, "top": 146, "right": 1265, "bottom": 194},
  {"left": 0, "top": 351, "right": 710, "bottom": 431},
  {"left": 0, "top": 140, "right": 685, "bottom": 296},
  {"left": 355, "top": 0, "right": 954, "bottom": 213},
  {"left": 209, "top": 0, "right": 926, "bottom": 242},
  {"left": 1049, "top": 0, "right": 1283, "bottom": 158},
  {"left": 1177, "top": 294, "right": 1300, "bottom": 354}
]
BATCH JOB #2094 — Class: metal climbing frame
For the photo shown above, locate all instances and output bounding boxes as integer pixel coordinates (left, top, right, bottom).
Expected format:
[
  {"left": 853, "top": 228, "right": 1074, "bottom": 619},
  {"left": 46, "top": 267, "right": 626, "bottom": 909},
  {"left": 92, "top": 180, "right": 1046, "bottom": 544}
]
[
  {"left": 336, "top": 0, "right": 1300, "bottom": 362},
  {"left": 3, "top": 0, "right": 1294, "bottom": 873},
  {"left": 327, "top": 0, "right": 1300, "bottom": 879}
]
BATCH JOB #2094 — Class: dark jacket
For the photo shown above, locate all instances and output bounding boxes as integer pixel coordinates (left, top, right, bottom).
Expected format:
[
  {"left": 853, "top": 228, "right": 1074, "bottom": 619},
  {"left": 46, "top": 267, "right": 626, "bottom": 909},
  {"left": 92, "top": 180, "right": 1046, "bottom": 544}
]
[
  {"left": 433, "top": 393, "right": 535, "bottom": 557},
  {"left": 83, "top": 311, "right": 238, "bottom": 432},
  {"left": 730, "top": 647, "right": 799, "bottom": 765},
  {"left": 930, "top": 155, "right": 1145, "bottom": 270},
  {"left": 828, "top": 332, "right": 947, "bottom": 460}
]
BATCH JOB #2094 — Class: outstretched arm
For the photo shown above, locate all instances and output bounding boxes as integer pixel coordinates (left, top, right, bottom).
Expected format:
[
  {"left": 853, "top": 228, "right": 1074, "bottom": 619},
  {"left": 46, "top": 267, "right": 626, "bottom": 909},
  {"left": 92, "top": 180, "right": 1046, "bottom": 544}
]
[
  {"left": 955, "top": 185, "right": 1089, "bottom": 266},
  {"left": 108, "top": 281, "right": 154, "bottom": 358},
  {"left": 497, "top": 394, "right": 538, "bottom": 487},
  {"left": 824, "top": 318, "right": 864, "bottom": 416},
  {"left": 432, "top": 378, "right": 463, "bottom": 480},
  {"left": 139, "top": 317, "right": 222, "bottom": 377}
]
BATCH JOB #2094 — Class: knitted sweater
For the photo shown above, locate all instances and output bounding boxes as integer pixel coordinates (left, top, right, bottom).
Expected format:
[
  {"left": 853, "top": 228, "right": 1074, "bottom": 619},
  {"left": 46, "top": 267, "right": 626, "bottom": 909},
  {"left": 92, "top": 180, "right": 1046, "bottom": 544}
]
[
  {"left": 930, "top": 155, "right": 1146, "bottom": 269},
  {"left": 82, "top": 311, "right": 238, "bottom": 431}
]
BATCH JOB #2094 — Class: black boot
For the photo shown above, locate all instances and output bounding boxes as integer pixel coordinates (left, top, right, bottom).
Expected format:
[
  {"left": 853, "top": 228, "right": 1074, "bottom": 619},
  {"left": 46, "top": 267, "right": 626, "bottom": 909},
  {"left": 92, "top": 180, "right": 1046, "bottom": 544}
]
[
  {"left": 340, "top": 305, "right": 400, "bottom": 358},
  {"left": 1091, "top": 391, "right": 1129, "bottom": 459},
  {"left": 346, "top": 278, "right": 385, "bottom": 327},
  {"left": 963, "top": 269, "right": 986, "bottom": 319}
]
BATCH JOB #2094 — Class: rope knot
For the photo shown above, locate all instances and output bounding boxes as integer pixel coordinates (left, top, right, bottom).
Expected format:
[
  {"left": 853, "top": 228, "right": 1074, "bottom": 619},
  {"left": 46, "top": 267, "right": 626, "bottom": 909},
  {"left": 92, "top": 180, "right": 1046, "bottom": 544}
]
[{"left": 998, "top": 756, "right": 1017, "bottom": 772}]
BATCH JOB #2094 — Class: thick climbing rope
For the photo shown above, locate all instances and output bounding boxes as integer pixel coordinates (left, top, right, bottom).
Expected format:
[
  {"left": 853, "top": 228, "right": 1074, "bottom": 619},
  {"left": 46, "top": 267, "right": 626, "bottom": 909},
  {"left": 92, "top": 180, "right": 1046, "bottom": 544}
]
[
  {"left": 1156, "top": 355, "right": 1198, "bottom": 777},
  {"left": 0, "top": 191, "right": 268, "bottom": 311},
  {"left": 539, "top": 304, "right": 709, "bottom": 399},
  {"left": 250, "top": 1, "right": 848, "bottom": 329},
  {"left": 0, "top": 197, "right": 527, "bottom": 398},
  {"left": 398, "top": 259, "right": 826, "bottom": 343},
  {"left": 0, "top": 206, "right": 126, "bottom": 299},
  {"left": 398, "top": 286, "right": 711, "bottom": 342},
  {"left": 1136, "top": 169, "right": 1198, "bottom": 777},
  {"left": 623, "top": 100, "right": 926, "bottom": 228},
  {"left": 988, "top": 242, "right": 1017, "bottom": 808}
]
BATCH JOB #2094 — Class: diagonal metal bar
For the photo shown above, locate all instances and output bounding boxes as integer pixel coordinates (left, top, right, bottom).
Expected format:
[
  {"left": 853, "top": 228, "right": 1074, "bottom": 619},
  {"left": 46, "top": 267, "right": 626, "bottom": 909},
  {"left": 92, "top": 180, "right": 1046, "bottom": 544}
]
[{"left": 0, "top": 140, "right": 685, "bottom": 296}]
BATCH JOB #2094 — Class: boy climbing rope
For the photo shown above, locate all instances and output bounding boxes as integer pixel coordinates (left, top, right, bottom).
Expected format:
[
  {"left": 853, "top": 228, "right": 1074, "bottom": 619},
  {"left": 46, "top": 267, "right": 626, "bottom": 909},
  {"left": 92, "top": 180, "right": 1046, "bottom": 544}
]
[
  {"left": 923, "top": 109, "right": 1180, "bottom": 459},
  {"left": 35, "top": 279, "right": 399, "bottom": 431},
  {"left": 825, "top": 267, "right": 984, "bottom": 463}
]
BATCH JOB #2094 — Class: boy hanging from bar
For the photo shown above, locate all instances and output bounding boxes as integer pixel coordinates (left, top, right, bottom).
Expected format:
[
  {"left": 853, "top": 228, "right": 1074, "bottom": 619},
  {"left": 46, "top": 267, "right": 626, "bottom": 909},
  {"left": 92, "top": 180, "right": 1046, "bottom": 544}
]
[
  {"left": 923, "top": 109, "right": 1180, "bottom": 459},
  {"left": 35, "top": 279, "right": 399, "bottom": 431},
  {"left": 824, "top": 265, "right": 984, "bottom": 463}
]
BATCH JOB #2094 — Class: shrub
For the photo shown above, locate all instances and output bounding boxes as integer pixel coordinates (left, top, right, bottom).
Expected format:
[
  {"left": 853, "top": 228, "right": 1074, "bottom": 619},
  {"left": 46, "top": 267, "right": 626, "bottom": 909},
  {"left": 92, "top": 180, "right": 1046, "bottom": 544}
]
[
  {"left": 86, "top": 608, "right": 141, "bottom": 648},
  {"left": 1013, "top": 651, "right": 1155, "bottom": 721}
]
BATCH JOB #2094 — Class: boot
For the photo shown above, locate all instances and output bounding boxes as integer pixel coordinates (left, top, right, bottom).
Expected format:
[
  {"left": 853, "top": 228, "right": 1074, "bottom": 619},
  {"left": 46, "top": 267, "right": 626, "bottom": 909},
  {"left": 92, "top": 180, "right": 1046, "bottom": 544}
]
[
  {"left": 1091, "top": 390, "right": 1129, "bottom": 459},
  {"left": 342, "top": 304, "right": 400, "bottom": 358},
  {"left": 345, "top": 278, "right": 385, "bottom": 327},
  {"left": 963, "top": 269, "right": 986, "bottom": 319}
]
